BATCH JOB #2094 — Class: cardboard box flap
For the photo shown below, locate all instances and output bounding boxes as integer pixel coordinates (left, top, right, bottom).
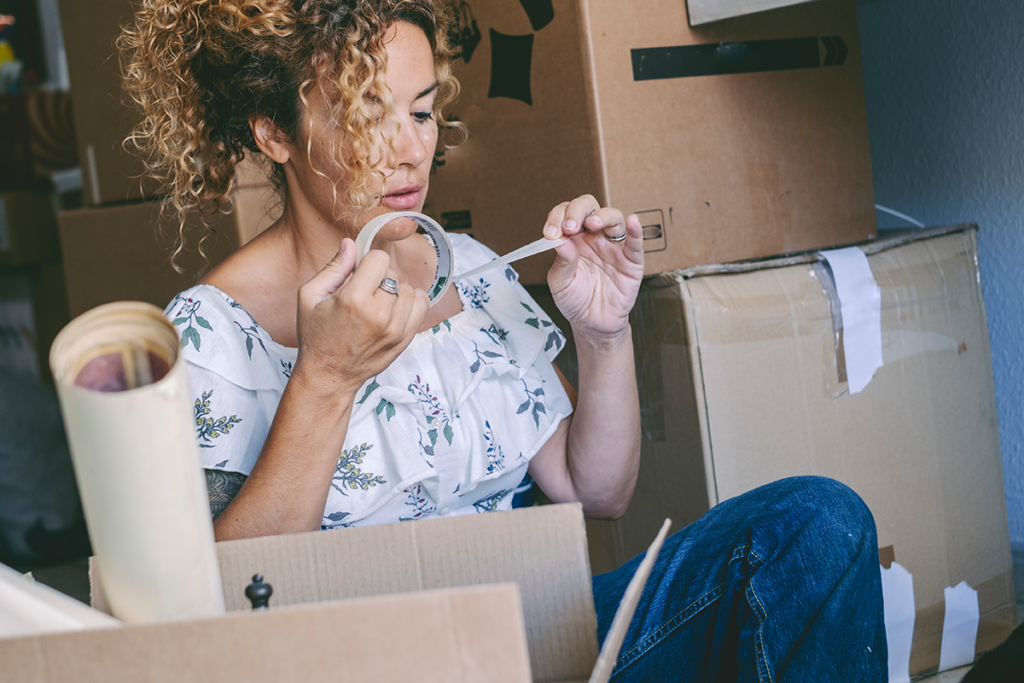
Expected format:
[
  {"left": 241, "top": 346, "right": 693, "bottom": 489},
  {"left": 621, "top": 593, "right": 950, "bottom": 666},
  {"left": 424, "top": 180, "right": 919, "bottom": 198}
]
[
  {"left": 674, "top": 223, "right": 977, "bottom": 280},
  {"left": 3, "top": 584, "right": 532, "bottom": 683},
  {"left": 94, "top": 504, "right": 598, "bottom": 683},
  {"left": 673, "top": 223, "right": 976, "bottom": 280}
]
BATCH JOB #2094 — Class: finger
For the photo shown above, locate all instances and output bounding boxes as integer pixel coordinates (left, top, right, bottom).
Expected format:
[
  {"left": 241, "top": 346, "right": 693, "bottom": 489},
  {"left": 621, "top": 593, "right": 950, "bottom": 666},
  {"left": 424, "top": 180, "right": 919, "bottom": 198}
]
[
  {"left": 560, "top": 194, "right": 601, "bottom": 236},
  {"left": 373, "top": 267, "right": 402, "bottom": 303},
  {"left": 301, "top": 239, "right": 357, "bottom": 304},
  {"left": 345, "top": 248, "right": 392, "bottom": 300},
  {"left": 582, "top": 207, "right": 626, "bottom": 238},
  {"left": 624, "top": 213, "right": 645, "bottom": 260},
  {"left": 542, "top": 202, "right": 570, "bottom": 239},
  {"left": 402, "top": 287, "right": 430, "bottom": 339}
]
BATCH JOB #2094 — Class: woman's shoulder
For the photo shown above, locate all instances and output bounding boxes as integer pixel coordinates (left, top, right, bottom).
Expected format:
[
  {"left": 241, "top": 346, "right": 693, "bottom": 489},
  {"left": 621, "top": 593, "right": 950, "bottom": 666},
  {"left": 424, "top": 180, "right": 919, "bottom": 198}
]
[{"left": 165, "top": 284, "right": 293, "bottom": 391}]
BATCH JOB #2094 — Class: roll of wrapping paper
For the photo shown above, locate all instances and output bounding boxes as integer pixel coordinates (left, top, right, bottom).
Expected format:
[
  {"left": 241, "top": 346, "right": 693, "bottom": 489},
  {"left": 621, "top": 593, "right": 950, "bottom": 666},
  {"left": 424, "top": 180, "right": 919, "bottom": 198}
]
[{"left": 49, "top": 302, "right": 225, "bottom": 623}]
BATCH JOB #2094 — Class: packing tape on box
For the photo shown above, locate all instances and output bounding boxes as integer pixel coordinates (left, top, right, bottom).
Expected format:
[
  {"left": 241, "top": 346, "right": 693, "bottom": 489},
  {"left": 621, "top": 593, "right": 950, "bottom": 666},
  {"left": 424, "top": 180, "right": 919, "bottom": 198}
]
[
  {"left": 817, "top": 247, "right": 883, "bottom": 394},
  {"left": 881, "top": 561, "right": 916, "bottom": 683},
  {"left": 49, "top": 302, "right": 226, "bottom": 624},
  {"left": 356, "top": 212, "right": 453, "bottom": 306}
]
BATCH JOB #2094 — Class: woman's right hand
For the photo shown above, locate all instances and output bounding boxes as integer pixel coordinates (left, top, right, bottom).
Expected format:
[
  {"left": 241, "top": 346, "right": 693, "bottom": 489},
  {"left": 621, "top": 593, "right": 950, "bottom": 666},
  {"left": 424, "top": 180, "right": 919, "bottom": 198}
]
[{"left": 292, "top": 238, "right": 429, "bottom": 397}]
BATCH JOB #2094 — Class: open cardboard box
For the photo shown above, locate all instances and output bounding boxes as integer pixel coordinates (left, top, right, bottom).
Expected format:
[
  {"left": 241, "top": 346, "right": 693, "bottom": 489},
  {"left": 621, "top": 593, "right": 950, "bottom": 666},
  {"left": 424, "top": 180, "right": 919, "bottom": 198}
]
[{"left": 2, "top": 504, "right": 668, "bottom": 682}]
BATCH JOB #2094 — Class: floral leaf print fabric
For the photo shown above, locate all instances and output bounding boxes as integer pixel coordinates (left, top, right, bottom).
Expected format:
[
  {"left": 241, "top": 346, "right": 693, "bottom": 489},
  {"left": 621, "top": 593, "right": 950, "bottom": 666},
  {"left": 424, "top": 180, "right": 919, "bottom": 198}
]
[
  {"left": 457, "top": 278, "right": 491, "bottom": 309},
  {"left": 332, "top": 443, "right": 386, "bottom": 496},
  {"left": 194, "top": 390, "right": 242, "bottom": 447},
  {"left": 234, "top": 320, "right": 268, "bottom": 359},
  {"left": 170, "top": 296, "right": 211, "bottom": 351},
  {"left": 167, "top": 234, "right": 572, "bottom": 529},
  {"left": 409, "top": 374, "right": 455, "bottom": 446}
]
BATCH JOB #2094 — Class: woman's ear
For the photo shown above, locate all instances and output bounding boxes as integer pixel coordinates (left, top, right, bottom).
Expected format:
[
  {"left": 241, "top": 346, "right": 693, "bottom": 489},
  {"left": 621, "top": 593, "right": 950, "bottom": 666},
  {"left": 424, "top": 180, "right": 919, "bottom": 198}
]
[{"left": 250, "top": 116, "right": 292, "bottom": 164}]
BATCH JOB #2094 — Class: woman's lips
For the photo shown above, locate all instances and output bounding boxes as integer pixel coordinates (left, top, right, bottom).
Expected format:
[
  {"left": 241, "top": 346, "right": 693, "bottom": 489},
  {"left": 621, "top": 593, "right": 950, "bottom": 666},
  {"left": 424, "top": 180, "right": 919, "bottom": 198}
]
[{"left": 382, "top": 186, "right": 423, "bottom": 210}]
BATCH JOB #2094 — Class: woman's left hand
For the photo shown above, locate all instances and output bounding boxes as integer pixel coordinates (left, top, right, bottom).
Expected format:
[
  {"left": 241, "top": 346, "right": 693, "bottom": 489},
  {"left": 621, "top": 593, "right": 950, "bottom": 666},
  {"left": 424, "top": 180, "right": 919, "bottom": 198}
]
[{"left": 544, "top": 195, "right": 644, "bottom": 342}]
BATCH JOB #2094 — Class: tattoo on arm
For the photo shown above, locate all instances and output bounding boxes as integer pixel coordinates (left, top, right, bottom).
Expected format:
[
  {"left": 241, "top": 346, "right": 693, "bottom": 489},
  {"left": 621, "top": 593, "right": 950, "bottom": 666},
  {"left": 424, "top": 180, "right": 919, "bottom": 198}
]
[{"left": 205, "top": 469, "right": 247, "bottom": 520}]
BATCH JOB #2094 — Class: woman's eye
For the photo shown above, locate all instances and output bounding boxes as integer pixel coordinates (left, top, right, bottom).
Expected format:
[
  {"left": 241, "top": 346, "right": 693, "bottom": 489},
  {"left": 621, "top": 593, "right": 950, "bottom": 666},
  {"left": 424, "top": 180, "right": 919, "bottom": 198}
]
[{"left": 413, "top": 111, "right": 434, "bottom": 123}]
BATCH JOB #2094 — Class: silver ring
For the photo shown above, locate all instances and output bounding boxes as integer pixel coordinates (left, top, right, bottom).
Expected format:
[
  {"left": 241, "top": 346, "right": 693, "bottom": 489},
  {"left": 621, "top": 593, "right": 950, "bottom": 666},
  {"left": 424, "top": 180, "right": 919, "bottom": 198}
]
[
  {"left": 379, "top": 277, "right": 399, "bottom": 295},
  {"left": 605, "top": 231, "right": 627, "bottom": 242}
]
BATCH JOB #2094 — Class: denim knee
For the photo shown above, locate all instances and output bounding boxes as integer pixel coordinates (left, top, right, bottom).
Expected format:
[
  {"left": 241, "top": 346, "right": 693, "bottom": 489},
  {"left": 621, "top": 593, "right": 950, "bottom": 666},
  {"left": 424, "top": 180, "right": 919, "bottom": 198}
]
[{"left": 777, "top": 476, "right": 878, "bottom": 554}]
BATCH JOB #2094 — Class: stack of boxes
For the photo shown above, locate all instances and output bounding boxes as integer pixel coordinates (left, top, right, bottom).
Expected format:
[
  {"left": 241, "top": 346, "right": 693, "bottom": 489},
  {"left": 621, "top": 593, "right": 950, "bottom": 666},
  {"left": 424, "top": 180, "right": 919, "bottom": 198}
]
[
  {"left": 54, "top": 0, "right": 281, "bottom": 319},
  {"left": 426, "top": 0, "right": 1014, "bottom": 677}
]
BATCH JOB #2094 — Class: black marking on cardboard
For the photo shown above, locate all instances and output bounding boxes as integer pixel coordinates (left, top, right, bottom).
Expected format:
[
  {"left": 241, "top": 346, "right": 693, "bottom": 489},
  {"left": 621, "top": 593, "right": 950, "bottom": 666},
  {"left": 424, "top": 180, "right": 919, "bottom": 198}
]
[
  {"left": 631, "top": 36, "right": 848, "bottom": 81},
  {"left": 451, "top": 2, "right": 483, "bottom": 63},
  {"left": 489, "top": 29, "right": 534, "bottom": 105},
  {"left": 518, "top": 0, "right": 554, "bottom": 31},
  {"left": 441, "top": 210, "right": 473, "bottom": 232}
]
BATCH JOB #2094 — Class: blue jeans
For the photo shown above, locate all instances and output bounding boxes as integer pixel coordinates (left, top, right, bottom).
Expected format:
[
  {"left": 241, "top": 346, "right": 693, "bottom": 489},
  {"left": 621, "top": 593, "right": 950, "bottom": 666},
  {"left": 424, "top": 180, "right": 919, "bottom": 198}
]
[{"left": 592, "top": 476, "right": 887, "bottom": 682}]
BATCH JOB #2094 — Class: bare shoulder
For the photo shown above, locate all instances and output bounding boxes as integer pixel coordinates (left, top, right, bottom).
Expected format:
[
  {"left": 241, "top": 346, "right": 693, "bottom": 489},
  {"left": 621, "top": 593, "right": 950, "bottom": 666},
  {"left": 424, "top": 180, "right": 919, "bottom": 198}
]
[{"left": 201, "top": 230, "right": 297, "bottom": 345}]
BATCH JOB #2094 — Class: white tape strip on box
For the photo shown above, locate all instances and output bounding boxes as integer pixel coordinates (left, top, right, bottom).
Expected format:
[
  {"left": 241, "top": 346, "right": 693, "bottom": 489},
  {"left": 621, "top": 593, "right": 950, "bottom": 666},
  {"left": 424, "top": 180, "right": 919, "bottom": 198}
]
[
  {"left": 880, "top": 562, "right": 982, "bottom": 679},
  {"left": 818, "top": 247, "right": 883, "bottom": 394},
  {"left": 939, "top": 582, "right": 980, "bottom": 672},
  {"left": 881, "top": 562, "right": 916, "bottom": 683}
]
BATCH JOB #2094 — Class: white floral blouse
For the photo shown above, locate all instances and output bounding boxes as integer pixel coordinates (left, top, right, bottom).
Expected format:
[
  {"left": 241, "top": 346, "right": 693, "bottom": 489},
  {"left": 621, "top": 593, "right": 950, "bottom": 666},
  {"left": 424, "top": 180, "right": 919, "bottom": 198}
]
[{"left": 165, "top": 234, "right": 573, "bottom": 528}]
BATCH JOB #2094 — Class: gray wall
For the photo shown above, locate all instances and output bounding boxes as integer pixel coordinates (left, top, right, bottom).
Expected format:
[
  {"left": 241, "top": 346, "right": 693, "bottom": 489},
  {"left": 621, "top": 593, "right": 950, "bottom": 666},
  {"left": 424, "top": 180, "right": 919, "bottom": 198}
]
[{"left": 857, "top": 0, "right": 1024, "bottom": 543}]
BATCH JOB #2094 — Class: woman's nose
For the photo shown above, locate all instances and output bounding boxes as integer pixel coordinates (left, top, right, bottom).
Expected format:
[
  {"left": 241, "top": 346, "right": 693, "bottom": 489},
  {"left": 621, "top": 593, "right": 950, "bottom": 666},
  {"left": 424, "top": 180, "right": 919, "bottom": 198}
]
[{"left": 395, "top": 119, "right": 429, "bottom": 167}]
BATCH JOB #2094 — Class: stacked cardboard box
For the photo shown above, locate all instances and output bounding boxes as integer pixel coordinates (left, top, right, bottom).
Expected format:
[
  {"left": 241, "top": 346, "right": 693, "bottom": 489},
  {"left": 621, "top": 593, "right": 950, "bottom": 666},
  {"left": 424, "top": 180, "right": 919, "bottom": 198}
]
[
  {"left": 425, "top": 0, "right": 875, "bottom": 283},
  {"left": 581, "top": 225, "right": 1014, "bottom": 677},
  {"left": 53, "top": 0, "right": 280, "bottom": 317}
]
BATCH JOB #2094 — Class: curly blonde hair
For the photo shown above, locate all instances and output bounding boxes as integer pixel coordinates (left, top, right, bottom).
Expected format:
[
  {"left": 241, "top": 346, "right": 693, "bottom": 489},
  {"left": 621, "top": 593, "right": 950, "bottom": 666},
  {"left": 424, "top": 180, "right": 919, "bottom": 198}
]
[{"left": 118, "top": 0, "right": 462, "bottom": 268}]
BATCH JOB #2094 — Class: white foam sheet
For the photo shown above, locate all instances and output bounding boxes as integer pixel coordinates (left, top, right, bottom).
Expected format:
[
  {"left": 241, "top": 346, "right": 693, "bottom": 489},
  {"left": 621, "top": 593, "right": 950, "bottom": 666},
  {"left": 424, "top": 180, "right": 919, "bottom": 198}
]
[
  {"left": 0, "top": 562, "right": 120, "bottom": 638},
  {"left": 880, "top": 562, "right": 915, "bottom": 683},
  {"left": 938, "top": 581, "right": 980, "bottom": 672},
  {"left": 818, "top": 247, "right": 883, "bottom": 394}
]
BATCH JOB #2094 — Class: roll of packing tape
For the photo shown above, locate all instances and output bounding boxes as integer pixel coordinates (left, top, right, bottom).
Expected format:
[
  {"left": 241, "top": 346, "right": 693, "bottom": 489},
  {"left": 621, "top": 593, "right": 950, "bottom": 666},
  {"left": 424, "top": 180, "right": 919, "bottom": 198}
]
[{"left": 355, "top": 212, "right": 453, "bottom": 306}]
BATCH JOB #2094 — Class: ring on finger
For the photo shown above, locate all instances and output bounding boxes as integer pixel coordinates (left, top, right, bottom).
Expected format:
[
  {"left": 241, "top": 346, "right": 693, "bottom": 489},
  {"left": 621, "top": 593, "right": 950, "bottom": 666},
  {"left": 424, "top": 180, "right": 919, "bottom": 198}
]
[
  {"left": 605, "top": 231, "right": 627, "bottom": 243},
  {"left": 379, "top": 277, "right": 399, "bottom": 295}
]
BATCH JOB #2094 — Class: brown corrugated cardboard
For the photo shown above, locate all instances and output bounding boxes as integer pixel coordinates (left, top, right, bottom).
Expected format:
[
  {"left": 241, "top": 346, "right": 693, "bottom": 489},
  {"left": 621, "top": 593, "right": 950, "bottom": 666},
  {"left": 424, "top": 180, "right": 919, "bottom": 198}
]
[
  {"left": 686, "top": 0, "right": 817, "bottom": 26},
  {"left": 587, "top": 224, "right": 1014, "bottom": 676},
  {"left": 56, "top": 0, "right": 160, "bottom": 205},
  {"left": 7, "top": 504, "right": 666, "bottom": 682},
  {"left": 425, "top": 0, "right": 875, "bottom": 283},
  {"left": 234, "top": 184, "right": 282, "bottom": 245},
  {"left": 57, "top": 202, "right": 238, "bottom": 318},
  {"left": 1, "top": 584, "right": 533, "bottom": 683},
  {"left": 0, "top": 190, "right": 61, "bottom": 267}
]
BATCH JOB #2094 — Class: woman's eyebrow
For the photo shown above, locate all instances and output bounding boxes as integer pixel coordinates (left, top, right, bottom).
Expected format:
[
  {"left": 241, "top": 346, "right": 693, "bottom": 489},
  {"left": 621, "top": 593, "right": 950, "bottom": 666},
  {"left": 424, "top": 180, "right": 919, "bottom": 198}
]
[{"left": 415, "top": 82, "right": 439, "bottom": 100}]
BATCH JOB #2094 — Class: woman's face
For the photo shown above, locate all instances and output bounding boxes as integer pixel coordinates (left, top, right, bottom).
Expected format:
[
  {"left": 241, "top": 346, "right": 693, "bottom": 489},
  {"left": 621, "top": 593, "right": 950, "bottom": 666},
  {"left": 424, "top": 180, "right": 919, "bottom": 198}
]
[{"left": 291, "top": 21, "right": 440, "bottom": 235}]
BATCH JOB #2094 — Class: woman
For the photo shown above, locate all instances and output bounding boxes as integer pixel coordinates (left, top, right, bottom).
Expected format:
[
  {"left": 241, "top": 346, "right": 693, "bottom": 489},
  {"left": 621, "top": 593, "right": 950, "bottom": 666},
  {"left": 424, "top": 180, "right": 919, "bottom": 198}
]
[{"left": 121, "top": 1, "right": 887, "bottom": 680}]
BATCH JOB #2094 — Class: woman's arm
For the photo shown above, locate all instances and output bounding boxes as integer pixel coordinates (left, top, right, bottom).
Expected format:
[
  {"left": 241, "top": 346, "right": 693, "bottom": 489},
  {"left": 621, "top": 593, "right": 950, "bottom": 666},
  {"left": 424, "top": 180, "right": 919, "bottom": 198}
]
[
  {"left": 209, "top": 239, "right": 428, "bottom": 540},
  {"left": 527, "top": 197, "right": 644, "bottom": 519}
]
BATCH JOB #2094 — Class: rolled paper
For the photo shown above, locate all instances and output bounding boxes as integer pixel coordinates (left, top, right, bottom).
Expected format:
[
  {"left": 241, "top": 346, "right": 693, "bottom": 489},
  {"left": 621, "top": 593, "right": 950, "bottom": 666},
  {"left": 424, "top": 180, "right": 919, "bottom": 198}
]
[
  {"left": 49, "top": 302, "right": 225, "bottom": 623},
  {"left": 0, "top": 562, "right": 121, "bottom": 638},
  {"left": 356, "top": 212, "right": 454, "bottom": 306}
]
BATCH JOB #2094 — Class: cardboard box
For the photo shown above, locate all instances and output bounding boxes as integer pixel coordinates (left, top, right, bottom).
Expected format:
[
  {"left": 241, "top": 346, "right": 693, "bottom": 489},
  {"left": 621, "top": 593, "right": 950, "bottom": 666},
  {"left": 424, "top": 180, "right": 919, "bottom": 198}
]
[
  {"left": 56, "top": 0, "right": 162, "bottom": 205},
  {"left": 0, "top": 264, "right": 72, "bottom": 385},
  {"left": 424, "top": 0, "right": 875, "bottom": 283},
  {"left": 3, "top": 504, "right": 660, "bottom": 682},
  {"left": 0, "top": 91, "right": 79, "bottom": 189},
  {"left": 686, "top": 0, "right": 818, "bottom": 26},
  {"left": 0, "top": 190, "right": 61, "bottom": 267},
  {"left": 57, "top": 201, "right": 240, "bottom": 318},
  {"left": 584, "top": 224, "right": 1014, "bottom": 676}
]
